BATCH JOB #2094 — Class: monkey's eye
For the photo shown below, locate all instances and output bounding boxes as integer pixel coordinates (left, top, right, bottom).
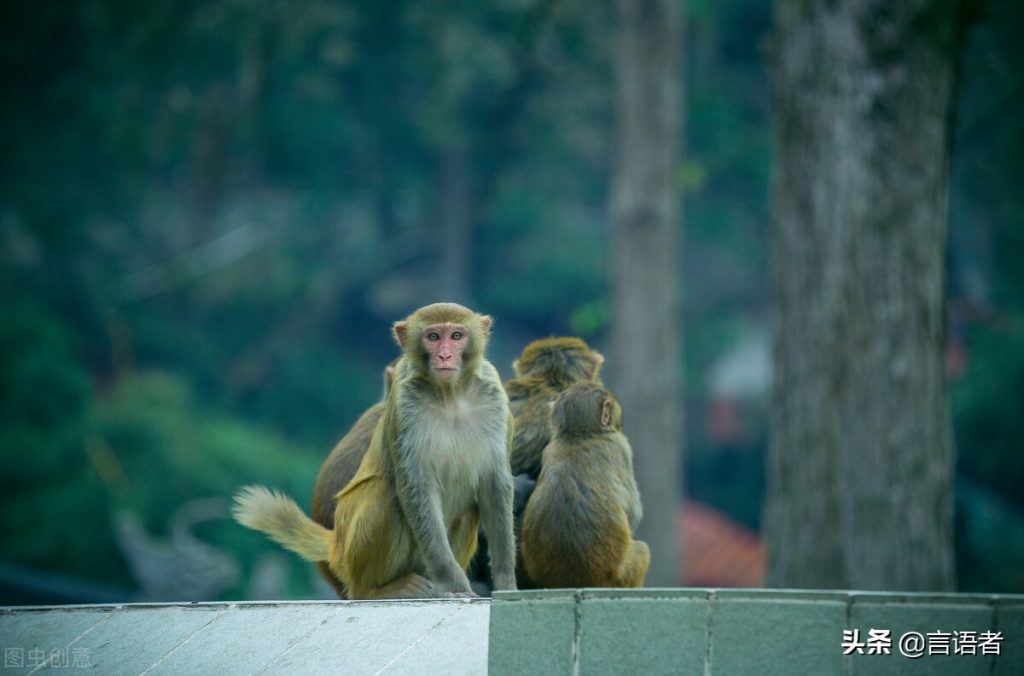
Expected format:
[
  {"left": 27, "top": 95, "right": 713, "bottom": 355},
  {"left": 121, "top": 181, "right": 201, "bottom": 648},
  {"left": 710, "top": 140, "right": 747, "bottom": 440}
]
[
  {"left": 427, "top": 332, "right": 440, "bottom": 341},
  {"left": 451, "top": 331, "right": 464, "bottom": 340}
]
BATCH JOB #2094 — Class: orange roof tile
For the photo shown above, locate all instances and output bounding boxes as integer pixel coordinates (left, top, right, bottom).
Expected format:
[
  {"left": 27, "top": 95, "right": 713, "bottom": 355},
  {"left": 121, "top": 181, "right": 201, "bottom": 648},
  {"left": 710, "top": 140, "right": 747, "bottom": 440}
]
[{"left": 678, "top": 500, "right": 766, "bottom": 587}]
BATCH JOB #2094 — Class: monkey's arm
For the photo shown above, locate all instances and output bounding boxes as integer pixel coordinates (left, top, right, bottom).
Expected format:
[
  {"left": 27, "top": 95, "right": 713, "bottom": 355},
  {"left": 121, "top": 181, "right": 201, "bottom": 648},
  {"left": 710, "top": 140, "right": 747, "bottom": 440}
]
[
  {"left": 626, "top": 486, "right": 643, "bottom": 532},
  {"left": 615, "top": 436, "right": 643, "bottom": 531},
  {"left": 480, "top": 461, "right": 517, "bottom": 591},
  {"left": 624, "top": 468, "right": 643, "bottom": 531}
]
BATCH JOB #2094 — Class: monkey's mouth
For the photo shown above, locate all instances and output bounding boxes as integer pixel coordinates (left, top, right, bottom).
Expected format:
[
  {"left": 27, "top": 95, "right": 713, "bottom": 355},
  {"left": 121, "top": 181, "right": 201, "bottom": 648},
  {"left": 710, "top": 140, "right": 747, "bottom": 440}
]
[{"left": 434, "top": 367, "right": 459, "bottom": 378}]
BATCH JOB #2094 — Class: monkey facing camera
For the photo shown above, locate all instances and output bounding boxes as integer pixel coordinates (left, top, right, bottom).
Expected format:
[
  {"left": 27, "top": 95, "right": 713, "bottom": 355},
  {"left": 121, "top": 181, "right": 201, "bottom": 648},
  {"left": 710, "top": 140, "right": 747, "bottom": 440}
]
[
  {"left": 520, "top": 381, "right": 650, "bottom": 588},
  {"left": 233, "top": 302, "right": 517, "bottom": 600}
]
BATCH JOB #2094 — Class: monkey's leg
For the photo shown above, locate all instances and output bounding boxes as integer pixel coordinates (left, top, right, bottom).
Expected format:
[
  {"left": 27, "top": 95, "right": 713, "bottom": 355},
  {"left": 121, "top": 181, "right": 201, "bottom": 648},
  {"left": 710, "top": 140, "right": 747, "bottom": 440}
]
[
  {"left": 336, "top": 481, "right": 429, "bottom": 600},
  {"left": 479, "top": 468, "right": 518, "bottom": 591},
  {"left": 393, "top": 477, "right": 477, "bottom": 596},
  {"left": 617, "top": 539, "right": 651, "bottom": 588}
]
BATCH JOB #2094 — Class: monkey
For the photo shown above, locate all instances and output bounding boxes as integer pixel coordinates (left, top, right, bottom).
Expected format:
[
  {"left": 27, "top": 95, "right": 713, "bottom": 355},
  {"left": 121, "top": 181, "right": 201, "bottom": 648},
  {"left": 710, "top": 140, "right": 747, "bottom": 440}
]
[
  {"left": 468, "top": 337, "right": 605, "bottom": 592},
  {"left": 519, "top": 381, "right": 649, "bottom": 588},
  {"left": 233, "top": 303, "right": 517, "bottom": 599},
  {"left": 308, "top": 361, "right": 396, "bottom": 598},
  {"left": 506, "top": 337, "right": 604, "bottom": 481},
  {"left": 507, "top": 338, "right": 604, "bottom": 479}
]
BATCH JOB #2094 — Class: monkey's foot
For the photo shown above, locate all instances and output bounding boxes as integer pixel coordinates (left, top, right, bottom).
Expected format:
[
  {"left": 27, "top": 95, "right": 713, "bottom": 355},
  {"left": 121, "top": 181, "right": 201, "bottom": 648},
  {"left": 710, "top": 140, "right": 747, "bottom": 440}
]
[{"left": 361, "top": 574, "right": 437, "bottom": 600}]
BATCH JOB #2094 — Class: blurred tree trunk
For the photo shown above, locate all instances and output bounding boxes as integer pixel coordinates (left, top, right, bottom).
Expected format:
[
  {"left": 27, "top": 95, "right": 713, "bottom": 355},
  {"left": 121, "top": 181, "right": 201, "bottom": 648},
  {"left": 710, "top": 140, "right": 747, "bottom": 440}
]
[
  {"left": 765, "top": 0, "right": 971, "bottom": 591},
  {"left": 609, "top": 0, "right": 685, "bottom": 587}
]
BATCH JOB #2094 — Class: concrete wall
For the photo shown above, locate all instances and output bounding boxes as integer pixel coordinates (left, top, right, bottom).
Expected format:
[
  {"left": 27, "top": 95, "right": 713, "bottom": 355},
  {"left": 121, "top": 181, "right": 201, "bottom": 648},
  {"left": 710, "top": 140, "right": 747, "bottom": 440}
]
[
  {"left": 489, "top": 588, "right": 1024, "bottom": 676},
  {"left": 0, "top": 599, "right": 489, "bottom": 675},
  {"left": 2, "top": 589, "right": 1021, "bottom": 674}
]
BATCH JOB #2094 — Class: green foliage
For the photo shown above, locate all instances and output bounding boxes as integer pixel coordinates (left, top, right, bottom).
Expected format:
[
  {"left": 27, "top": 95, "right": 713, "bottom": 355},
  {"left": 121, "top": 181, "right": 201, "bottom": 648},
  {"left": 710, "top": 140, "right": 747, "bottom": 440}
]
[
  {"left": 947, "top": 1, "right": 1024, "bottom": 591},
  {"left": 955, "top": 480, "right": 1024, "bottom": 593},
  {"left": 0, "top": 308, "right": 327, "bottom": 595},
  {"left": 954, "top": 320, "right": 1024, "bottom": 508},
  {"left": 94, "top": 371, "right": 324, "bottom": 596},
  {"left": 0, "top": 306, "right": 119, "bottom": 583},
  {"left": 0, "top": 307, "right": 91, "bottom": 480},
  {"left": 569, "top": 300, "right": 609, "bottom": 338},
  {"left": 245, "top": 344, "right": 382, "bottom": 446}
]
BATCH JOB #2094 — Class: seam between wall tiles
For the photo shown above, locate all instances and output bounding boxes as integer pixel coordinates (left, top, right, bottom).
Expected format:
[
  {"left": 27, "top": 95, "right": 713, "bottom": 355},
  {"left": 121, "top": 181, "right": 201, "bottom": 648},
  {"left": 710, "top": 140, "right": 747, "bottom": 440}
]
[
  {"left": 703, "top": 589, "right": 715, "bottom": 676},
  {"left": 373, "top": 605, "right": 462, "bottom": 675},
  {"left": 571, "top": 590, "right": 582, "bottom": 676},
  {"left": 137, "top": 607, "right": 232, "bottom": 675},
  {"left": 25, "top": 609, "right": 118, "bottom": 676},
  {"left": 254, "top": 607, "right": 346, "bottom": 676}
]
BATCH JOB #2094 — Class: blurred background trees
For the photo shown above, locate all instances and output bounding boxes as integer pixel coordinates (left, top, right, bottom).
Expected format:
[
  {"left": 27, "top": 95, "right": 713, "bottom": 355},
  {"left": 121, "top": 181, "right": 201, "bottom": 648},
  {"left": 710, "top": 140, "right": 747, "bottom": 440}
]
[{"left": 0, "top": 0, "right": 1022, "bottom": 601}]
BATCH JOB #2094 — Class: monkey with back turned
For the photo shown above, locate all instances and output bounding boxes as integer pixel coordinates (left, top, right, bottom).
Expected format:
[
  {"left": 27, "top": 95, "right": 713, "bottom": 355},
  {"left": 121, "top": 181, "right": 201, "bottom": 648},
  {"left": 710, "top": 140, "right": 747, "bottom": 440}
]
[
  {"left": 506, "top": 337, "right": 604, "bottom": 480},
  {"left": 468, "top": 337, "right": 605, "bottom": 591},
  {"left": 234, "top": 303, "right": 517, "bottom": 599},
  {"left": 520, "top": 381, "right": 649, "bottom": 588}
]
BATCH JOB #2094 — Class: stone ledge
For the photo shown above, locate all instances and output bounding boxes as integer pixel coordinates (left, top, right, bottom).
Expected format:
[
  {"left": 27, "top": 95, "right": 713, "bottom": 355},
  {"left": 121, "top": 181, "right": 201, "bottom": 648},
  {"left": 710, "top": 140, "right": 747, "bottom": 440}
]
[
  {"left": 3, "top": 590, "right": 1020, "bottom": 675},
  {"left": 489, "top": 588, "right": 1024, "bottom": 676},
  {"left": 0, "top": 599, "right": 490, "bottom": 675}
]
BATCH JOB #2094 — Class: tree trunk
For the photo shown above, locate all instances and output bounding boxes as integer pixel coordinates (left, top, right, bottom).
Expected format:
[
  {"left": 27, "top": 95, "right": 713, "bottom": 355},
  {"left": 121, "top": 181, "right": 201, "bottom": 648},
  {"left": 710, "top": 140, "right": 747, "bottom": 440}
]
[
  {"left": 609, "top": 0, "right": 685, "bottom": 587},
  {"left": 765, "top": 0, "right": 967, "bottom": 591}
]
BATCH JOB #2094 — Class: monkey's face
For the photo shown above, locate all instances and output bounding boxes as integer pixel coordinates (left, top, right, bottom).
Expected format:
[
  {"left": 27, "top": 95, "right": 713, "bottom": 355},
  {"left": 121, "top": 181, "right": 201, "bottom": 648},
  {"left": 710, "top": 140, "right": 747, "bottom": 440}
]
[
  {"left": 420, "top": 323, "right": 470, "bottom": 381},
  {"left": 393, "top": 303, "right": 490, "bottom": 383}
]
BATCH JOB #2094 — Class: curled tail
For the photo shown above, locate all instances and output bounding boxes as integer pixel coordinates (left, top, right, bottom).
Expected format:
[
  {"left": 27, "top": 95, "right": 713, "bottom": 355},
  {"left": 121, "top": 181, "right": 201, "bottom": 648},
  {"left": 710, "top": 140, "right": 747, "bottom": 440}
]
[{"left": 232, "top": 485, "right": 332, "bottom": 562}]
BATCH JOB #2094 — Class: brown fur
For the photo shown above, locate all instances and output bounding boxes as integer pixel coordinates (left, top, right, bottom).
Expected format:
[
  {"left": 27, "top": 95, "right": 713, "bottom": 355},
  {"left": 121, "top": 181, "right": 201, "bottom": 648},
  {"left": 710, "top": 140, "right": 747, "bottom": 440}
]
[
  {"left": 506, "top": 337, "right": 604, "bottom": 480},
  {"left": 520, "top": 382, "right": 649, "bottom": 588}
]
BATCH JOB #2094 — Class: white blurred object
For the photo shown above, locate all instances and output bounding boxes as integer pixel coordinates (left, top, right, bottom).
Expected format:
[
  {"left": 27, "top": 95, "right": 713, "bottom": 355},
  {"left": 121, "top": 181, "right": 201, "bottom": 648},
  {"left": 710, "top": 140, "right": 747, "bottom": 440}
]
[
  {"left": 115, "top": 497, "right": 240, "bottom": 602},
  {"left": 708, "top": 328, "right": 771, "bottom": 400}
]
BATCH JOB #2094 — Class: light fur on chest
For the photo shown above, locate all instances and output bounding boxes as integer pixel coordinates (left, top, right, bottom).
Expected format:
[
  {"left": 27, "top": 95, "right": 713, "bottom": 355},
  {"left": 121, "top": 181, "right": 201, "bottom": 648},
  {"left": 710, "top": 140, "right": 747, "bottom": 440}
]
[{"left": 405, "top": 393, "right": 506, "bottom": 517}]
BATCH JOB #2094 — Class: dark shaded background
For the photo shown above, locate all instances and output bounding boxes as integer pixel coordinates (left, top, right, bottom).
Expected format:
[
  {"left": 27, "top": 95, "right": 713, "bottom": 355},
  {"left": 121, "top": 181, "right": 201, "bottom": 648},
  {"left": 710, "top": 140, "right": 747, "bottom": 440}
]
[{"left": 1, "top": 0, "right": 1021, "bottom": 602}]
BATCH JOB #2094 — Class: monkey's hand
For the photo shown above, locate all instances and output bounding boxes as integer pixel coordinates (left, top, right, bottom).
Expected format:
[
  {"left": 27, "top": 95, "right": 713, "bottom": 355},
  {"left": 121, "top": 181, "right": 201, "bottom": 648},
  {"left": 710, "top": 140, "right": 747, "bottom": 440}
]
[{"left": 440, "top": 590, "right": 479, "bottom": 599}]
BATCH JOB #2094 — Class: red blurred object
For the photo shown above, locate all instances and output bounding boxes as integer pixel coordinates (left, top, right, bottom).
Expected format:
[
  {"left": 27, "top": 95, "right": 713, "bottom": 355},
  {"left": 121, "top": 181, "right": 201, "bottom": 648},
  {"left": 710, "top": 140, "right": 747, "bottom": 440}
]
[{"left": 679, "top": 500, "right": 766, "bottom": 587}]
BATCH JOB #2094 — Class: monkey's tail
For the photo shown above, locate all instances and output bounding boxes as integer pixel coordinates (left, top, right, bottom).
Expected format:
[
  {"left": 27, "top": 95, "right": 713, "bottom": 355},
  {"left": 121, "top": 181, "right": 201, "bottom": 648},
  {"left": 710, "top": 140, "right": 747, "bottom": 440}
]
[{"left": 232, "top": 485, "right": 332, "bottom": 562}]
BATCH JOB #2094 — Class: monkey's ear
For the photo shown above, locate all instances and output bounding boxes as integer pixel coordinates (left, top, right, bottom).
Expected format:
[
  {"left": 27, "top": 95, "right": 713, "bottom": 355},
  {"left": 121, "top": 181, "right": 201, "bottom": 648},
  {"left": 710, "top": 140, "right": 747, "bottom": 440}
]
[
  {"left": 512, "top": 358, "right": 522, "bottom": 376},
  {"left": 392, "top": 321, "right": 409, "bottom": 348},
  {"left": 600, "top": 398, "right": 612, "bottom": 427},
  {"left": 385, "top": 365, "right": 396, "bottom": 384},
  {"left": 479, "top": 315, "right": 493, "bottom": 338},
  {"left": 589, "top": 352, "right": 605, "bottom": 380}
]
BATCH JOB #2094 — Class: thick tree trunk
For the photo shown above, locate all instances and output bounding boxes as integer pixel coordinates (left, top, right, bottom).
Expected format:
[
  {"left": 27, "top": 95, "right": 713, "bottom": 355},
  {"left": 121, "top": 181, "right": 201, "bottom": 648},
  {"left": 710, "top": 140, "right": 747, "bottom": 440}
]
[
  {"left": 609, "top": 0, "right": 684, "bottom": 587},
  {"left": 765, "top": 0, "right": 966, "bottom": 591}
]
